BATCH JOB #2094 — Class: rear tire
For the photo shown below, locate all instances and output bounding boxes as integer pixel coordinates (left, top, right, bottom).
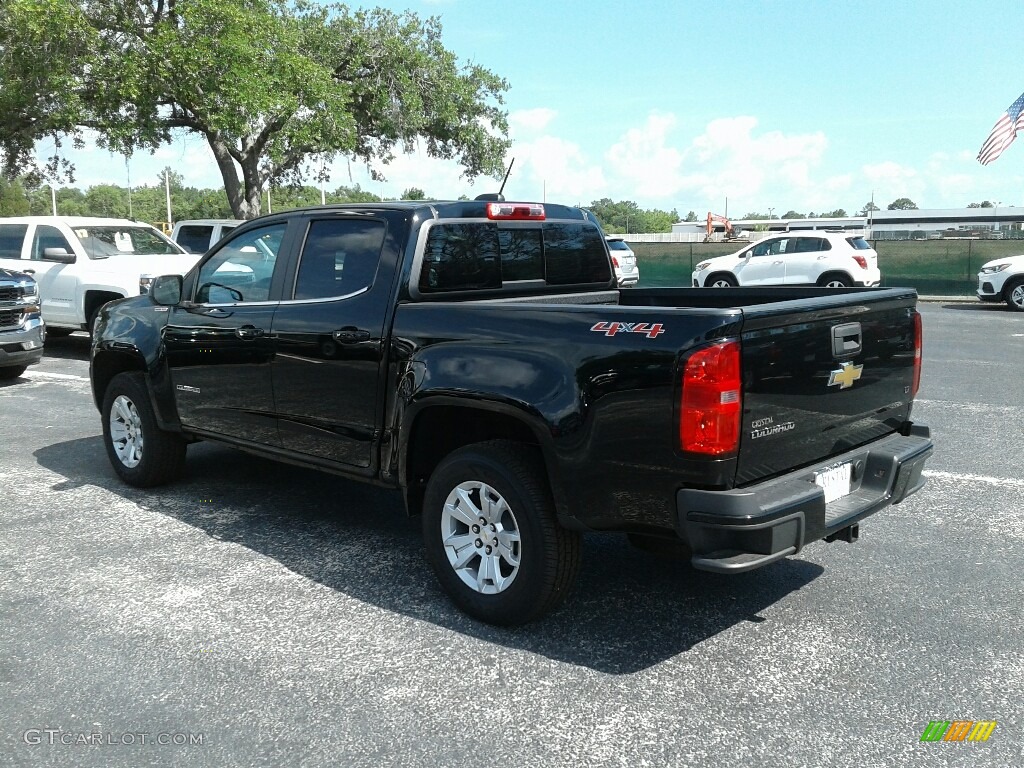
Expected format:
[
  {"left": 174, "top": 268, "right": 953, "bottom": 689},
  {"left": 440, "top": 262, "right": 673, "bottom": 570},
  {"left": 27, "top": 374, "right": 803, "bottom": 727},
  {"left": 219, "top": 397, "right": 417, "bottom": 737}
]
[
  {"left": 706, "top": 273, "right": 737, "bottom": 288},
  {"left": 1004, "top": 280, "right": 1024, "bottom": 311},
  {"left": 818, "top": 274, "right": 851, "bottom": 288},
  {"left": 102, "top": 372, "right": 187, "bottom": 487},
  {"left": 421, "top": 440, "right": 581, "bottom": 625},
  {"left": 0, "top": 365, "right": 27, "bottom": 380}
]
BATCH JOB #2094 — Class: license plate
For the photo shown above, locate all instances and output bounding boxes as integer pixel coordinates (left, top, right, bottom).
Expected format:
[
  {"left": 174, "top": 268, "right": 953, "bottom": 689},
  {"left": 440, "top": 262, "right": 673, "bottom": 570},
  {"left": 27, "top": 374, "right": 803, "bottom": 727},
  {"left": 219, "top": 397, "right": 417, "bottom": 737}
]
[{"left": 814, "top": 462, "right": 852, "bottom": 504}]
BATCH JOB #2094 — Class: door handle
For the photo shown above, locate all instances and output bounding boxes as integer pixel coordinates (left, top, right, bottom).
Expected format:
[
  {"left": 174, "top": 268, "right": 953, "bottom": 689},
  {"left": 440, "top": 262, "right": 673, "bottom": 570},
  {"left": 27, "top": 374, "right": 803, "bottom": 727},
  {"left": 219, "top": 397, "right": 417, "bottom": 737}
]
[
  {"left": 773, "top": 260, "right": 784, "bottom": 265},
  {"left": 235, "top": 325, "right": 265, "bottom": 339},
  {"left": 333, "top": 327, "right": 371, "bottom": 342}
]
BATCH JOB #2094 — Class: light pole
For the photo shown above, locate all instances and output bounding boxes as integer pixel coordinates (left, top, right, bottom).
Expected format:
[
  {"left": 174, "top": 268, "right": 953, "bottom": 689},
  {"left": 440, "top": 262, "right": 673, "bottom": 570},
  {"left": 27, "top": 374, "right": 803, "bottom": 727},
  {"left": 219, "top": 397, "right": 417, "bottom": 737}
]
[
  {"left": 994, "top": 201, "right": 1001, "bottom": 232},
  {"left": 625, "top": 214, "right": 630, "bottom": 234},
  {"left": 767, "top": 207, "right": 774, "bottom": 220}
]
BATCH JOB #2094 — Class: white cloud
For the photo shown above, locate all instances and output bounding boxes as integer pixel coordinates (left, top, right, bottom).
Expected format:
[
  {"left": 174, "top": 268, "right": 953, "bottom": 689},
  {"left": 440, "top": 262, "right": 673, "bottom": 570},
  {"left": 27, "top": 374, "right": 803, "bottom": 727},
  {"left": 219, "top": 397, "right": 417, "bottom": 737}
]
[
  {"left": 509, "top": 108, "right": 557, "bottom": 136},
  {"left": 605, "top": 113, "right": 684, "bottom": 197}
]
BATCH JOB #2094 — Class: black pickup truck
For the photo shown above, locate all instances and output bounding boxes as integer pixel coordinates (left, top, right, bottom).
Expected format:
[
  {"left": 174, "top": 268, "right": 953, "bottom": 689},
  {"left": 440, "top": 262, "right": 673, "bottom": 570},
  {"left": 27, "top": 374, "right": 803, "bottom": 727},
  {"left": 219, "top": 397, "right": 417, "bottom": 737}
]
[{"left": 90, "top": 199, "right": 932, "bottom": 624}]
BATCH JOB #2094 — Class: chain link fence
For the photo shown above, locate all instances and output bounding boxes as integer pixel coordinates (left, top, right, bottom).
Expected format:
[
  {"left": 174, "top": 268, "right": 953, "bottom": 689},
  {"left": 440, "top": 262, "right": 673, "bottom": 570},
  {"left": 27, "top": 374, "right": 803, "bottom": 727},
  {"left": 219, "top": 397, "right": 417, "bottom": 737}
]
[{"left": 629, "top": 240, "right": 1024, "bottom": 295}]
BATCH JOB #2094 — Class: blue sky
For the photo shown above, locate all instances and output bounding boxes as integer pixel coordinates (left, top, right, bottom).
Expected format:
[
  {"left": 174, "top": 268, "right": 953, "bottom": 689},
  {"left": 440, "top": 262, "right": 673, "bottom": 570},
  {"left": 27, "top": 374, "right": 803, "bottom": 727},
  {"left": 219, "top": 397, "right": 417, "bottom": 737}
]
[{"left": 48, "top": 0, "right": 1024, "bottom": 217}]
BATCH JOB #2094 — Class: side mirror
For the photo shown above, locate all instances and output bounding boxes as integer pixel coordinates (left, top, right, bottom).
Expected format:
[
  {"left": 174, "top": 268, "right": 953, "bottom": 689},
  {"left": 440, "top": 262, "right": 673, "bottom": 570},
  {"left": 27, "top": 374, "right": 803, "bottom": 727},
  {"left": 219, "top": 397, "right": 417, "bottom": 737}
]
[
  {"left": 42, "top": 247, "right": 76, "bottom": 264},
  {"left": 150, "top": 274, "right": 183, "bottom": 306}
]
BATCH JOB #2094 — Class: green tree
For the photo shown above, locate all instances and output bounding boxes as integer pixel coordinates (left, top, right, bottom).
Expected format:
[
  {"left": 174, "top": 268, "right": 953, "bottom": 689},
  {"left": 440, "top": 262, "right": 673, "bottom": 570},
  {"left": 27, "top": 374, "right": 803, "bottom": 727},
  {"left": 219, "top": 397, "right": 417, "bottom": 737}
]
[
  {"left": 861, "top": 201, "right": 880, "bottom": 214},
  {"left": 782, "top": 210, "right": 804, "bottom": 219},
  {"left": 0, "top": 175, "right": 30, "bottom": 215},
  {"left": 684, "top": 210, "right": 698, "bottom": 222},
  {"left": 967, "top": 201, "right": 994, "bottom": 208},
  {"left": 401, "top": 187, "right": 427, "bottom": 200},
  {"left": 84, "top": 184, "right": 129, "bottom": 217},
  {"left": 823, "top": 208, "right": 848, "bottom": 217},
  {"left": 0, "top": 0, "right": 510, "bottom": 219},
  {"left": 887, "top": 198, "right": 918, "bottom": 210}
]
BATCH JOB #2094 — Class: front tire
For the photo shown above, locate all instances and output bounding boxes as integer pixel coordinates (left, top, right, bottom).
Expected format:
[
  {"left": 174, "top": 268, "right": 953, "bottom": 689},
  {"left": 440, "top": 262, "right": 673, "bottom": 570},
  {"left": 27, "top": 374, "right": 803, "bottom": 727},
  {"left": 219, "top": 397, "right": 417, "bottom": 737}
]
[
  {"left": 1004, "top": 280, "right": 1024, "bottom": 311},
  {"left": 422, "top": 440, "right": 581, "bottom": 625},
  {"left": 0, "top": 365, "right": 27, "bottom": 380},
  {"left": 102, "top": 372, "right": 187, "bottom": 487}
]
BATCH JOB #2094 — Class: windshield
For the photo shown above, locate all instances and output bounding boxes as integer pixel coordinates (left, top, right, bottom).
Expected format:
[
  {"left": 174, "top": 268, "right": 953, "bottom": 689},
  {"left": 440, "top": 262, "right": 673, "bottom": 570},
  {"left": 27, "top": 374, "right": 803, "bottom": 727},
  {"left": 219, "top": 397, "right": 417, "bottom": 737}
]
[{"left": 72, "top": 226, "right": 186, "bottom": 258}]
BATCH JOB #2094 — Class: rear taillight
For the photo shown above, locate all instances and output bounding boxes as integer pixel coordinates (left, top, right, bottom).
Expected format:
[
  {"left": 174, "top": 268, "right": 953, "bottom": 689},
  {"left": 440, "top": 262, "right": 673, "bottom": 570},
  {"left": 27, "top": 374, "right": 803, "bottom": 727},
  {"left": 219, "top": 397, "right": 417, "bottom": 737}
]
[
  {"left": 611, "top": 255, "right": 620, "bottom": 267},
  {"left": 679, "top": 341, "right": 742, "bottom": 455},
  {"left": 912, "top": 311, "right": 922, "bottom": 397},
  {"left": 853, "top": 255, "right": 868, "bottom": 269}
]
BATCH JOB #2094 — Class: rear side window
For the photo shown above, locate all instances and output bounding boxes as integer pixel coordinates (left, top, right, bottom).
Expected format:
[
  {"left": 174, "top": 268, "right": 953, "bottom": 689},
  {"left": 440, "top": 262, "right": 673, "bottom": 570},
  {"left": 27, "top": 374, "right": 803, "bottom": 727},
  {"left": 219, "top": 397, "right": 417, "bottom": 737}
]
[
  {"left": 847, "top": 236, "right": 871, "bottom": 250},
  {"left": 419, "top": 221, "right": 611, "bottom": 293},
  {"left": 793, "top": 237, "right": 829, "bottom": 253},
  {"left": 293, "top": 218, "right": 387, "bottom": 300},
  {"left": 176, "top": 225, "right": 213, "bottom": 253},
  {"left": 0, "top": 224, "right": 27, "bottom": 259}
]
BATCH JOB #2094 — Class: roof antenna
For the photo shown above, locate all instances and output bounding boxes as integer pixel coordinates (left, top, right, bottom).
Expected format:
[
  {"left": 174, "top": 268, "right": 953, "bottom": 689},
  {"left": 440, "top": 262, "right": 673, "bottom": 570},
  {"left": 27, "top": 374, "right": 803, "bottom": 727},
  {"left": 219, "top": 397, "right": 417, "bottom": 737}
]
[{"left": 474, "top": 157, "right": 515, "bottom": 202}]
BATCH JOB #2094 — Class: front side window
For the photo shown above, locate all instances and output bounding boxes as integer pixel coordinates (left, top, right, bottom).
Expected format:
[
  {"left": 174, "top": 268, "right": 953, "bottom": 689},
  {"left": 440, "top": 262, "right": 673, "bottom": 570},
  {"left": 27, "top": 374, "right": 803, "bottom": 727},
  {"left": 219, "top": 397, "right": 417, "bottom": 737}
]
[
  {"left": 0, "top": 224, "right": 28, "bottom": 259},
  {"left": 195, "top": 223, "right": 287, "bottom": 304},
  {"left": 293, "top": 218, "right": 387, "bottom": 300},
  {"left": 31, "top": 225, "right": 73, "bottom": 260}
]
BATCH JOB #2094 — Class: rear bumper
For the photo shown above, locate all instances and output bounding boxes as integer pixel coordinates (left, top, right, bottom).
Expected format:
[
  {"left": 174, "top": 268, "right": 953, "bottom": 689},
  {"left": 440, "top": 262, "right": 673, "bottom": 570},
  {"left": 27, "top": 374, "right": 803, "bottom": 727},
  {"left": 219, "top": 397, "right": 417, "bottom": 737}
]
[{"left": 676, "top": 425, "right": 932, "bottom": 573}]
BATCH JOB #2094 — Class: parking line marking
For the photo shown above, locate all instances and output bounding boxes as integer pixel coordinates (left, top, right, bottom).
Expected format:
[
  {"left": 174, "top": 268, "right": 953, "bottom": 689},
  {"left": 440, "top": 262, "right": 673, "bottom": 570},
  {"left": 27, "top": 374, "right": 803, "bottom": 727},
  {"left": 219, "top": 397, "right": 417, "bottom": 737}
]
[
  {"left": 923, "top": 470, "right": 1024, "bottom": 489},
  {"left": 24, "top": 370, "right": 90, "bottom": 382}
]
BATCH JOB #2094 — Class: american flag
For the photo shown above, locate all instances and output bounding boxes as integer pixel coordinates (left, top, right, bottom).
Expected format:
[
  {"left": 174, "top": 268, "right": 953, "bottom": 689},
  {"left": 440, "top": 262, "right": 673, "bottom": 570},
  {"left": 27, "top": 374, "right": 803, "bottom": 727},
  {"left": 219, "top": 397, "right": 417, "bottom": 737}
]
[{"left": 977, "top": 90, "right": 1024, "bottom": 165}]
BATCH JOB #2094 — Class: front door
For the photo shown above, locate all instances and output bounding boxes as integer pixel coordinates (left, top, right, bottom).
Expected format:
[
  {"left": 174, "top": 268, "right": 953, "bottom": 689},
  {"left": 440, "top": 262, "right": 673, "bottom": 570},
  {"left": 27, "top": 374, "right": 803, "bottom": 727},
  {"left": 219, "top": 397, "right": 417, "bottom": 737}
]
[
  {"left": 164, "top": 222, "right": 289, "bottom": 445},
  {"left": 734, "top": 238, "right": 790, "bottom": 285},
  {"left": 270, "top": 213, "right": 396, "bottom": 470}
]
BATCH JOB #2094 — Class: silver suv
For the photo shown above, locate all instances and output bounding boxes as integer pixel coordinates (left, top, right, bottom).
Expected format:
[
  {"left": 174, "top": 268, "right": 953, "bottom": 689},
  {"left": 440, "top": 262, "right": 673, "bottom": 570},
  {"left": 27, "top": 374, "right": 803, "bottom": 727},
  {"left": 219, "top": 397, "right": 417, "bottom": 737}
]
[{"left": 606, "top": 236, "right": 640, "bottom": 287}]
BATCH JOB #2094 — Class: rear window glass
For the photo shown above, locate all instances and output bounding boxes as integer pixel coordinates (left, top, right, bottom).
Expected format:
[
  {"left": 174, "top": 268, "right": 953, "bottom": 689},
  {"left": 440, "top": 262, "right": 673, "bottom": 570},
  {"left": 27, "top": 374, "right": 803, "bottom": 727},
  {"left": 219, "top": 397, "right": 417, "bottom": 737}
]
[
  {"left": 607, "top": 239, "right": 630, "bottom": 251},
  {"left": 419, "top": 221, "right": 611, "bottom": 292},
  {"left": 420, "top": 224, "right": 501, "bottom": 292},
  {"left": 544, "top": 223, "right": 611, "bottom": 284},
  {"left": 847, "top": 236, "right": 871, "bottom": 250},
  {"left": 176, "top": 225, "right": 213, "bottom": 253}
]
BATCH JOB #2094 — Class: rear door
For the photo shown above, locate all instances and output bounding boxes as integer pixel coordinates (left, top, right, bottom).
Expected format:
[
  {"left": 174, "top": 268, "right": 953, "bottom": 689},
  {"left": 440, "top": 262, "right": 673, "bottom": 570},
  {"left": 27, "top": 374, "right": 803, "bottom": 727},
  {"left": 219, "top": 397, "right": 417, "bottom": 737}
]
[
  {"left": 783, "top": 236, "right": 829, "bottom": 285},
  {"left": 164, "top": 221, "right": 292, "bottom": 444},
  {"left": 736, "top": 293, "right": 918, "bottom": 486},
  {"left": 270, "top": 211, "right": 401, "bottom": 471}
]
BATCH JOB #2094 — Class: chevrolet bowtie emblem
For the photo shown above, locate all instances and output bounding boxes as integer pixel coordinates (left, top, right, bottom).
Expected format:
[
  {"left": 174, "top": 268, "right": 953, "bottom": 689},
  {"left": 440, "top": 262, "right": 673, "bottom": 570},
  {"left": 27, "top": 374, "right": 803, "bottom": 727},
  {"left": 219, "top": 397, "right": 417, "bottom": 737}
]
[{"left": 828, "top": 361, "right": 863, "bottom": 389}]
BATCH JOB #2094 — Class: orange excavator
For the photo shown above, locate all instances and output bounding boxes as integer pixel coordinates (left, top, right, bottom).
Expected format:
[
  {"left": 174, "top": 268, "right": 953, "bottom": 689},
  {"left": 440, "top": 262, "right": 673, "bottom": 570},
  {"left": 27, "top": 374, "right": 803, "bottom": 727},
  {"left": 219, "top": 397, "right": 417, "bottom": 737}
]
[{"left": 704, "top": 212, "right": 737, "bottom": 242}]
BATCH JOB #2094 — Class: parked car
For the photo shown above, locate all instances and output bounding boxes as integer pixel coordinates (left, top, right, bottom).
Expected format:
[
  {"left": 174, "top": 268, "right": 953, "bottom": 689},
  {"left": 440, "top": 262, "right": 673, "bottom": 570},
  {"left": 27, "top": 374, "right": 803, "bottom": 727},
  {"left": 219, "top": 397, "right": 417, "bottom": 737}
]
[
  {"left": 91, "top": 199, "right": 930, "bottom": 625},
  {"left": 692, "top": 231, "right": 881, "bottom": 288},
  {"left": 0, "top": 267, "right": 44, "bottom": 379},
  {"left": 171, "top": 219, "right": 240, "bottom": 254},
  {"left": 0, "top": 216, "right": 201, "bottom": 335},
  {"left": 976, "top": 254, "right": 1024, "bottom": 311},
  {"left": 605, "top": 236, "right": 640, "bottom": 287}
]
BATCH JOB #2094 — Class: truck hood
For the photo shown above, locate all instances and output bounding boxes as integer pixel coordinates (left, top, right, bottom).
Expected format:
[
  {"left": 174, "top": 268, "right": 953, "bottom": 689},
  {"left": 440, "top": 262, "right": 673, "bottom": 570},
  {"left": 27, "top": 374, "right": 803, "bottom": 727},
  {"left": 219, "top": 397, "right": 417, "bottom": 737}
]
[{"left": 87, "top": 252, "right": 202, "bottom": 278}]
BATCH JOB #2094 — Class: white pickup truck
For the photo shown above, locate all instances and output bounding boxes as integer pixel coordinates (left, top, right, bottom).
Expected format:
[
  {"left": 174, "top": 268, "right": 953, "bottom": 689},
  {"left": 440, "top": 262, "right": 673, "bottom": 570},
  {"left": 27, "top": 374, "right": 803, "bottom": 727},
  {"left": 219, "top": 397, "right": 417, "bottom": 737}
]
[{"left": 0, "top": 216, "right": 202, "bottom": 334}]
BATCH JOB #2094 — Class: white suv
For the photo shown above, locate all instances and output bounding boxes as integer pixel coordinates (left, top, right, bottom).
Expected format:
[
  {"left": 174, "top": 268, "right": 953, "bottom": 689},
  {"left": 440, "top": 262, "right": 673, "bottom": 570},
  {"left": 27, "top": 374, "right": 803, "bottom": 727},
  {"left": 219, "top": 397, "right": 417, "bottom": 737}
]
[
  {"left": 692, "top": 231, "right": 881, "bottom": 288},
  {"left": 605, "top": 236, "right": 640, "bottom": 287},
  {"left": 977, "top": 255, "right": 1024, "bottom": 311},
  {"left": 0, "top": 217, "right": 201, "bottom": 334}
]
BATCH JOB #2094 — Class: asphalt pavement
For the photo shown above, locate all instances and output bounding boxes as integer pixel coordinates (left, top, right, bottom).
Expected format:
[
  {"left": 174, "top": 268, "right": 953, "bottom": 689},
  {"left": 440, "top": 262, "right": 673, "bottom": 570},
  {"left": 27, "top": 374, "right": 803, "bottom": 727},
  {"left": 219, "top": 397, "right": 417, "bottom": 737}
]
[{"left": 1, "top": 300, "right": 1021, "bottom": 767}]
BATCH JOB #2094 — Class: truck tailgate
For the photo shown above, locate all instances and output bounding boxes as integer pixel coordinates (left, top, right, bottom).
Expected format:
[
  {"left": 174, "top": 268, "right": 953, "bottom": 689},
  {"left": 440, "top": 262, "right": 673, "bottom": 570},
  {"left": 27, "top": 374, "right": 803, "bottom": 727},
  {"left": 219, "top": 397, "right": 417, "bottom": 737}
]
[{"left": 736, "top": 293, "right": 919, "bottom": 486}]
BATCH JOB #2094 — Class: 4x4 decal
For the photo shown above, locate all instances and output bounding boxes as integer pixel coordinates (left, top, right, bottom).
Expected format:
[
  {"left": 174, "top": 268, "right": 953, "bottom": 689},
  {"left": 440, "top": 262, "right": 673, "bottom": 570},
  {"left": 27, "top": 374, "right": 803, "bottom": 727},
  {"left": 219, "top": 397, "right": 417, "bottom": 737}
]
[{"left": 590, "top": 321, "right": 665, "bottom": 339}]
